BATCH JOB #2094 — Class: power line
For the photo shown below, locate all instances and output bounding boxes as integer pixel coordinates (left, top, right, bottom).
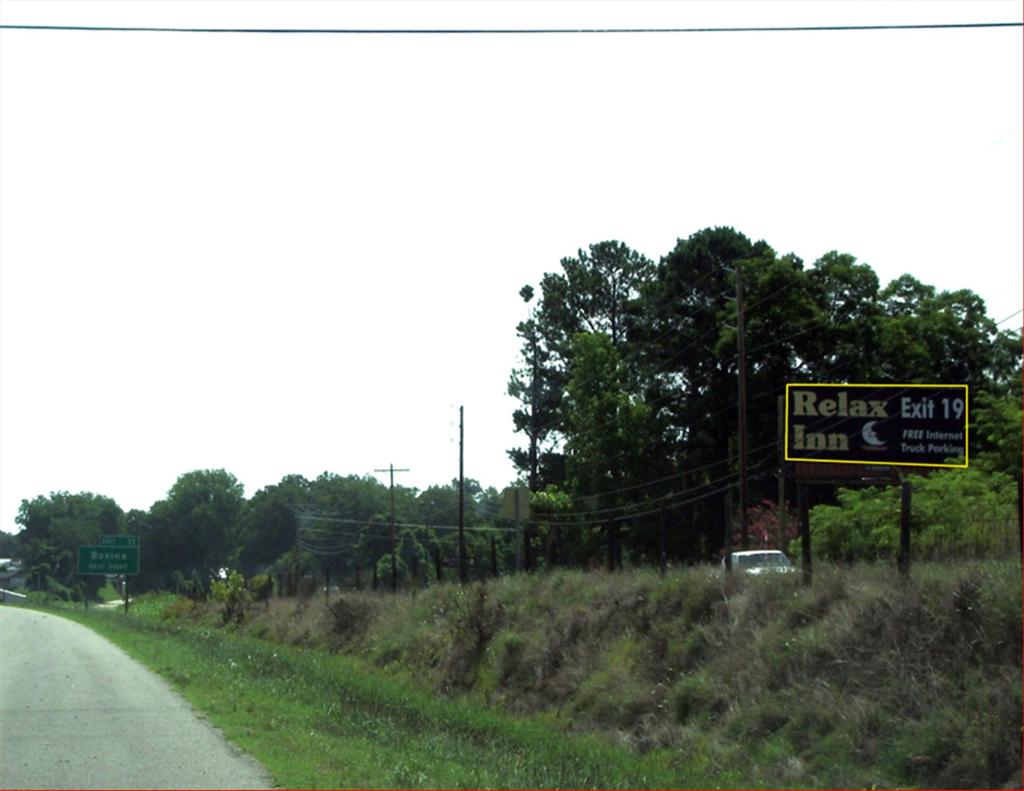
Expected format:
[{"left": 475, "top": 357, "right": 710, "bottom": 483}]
[
  {"left": 542, "top": 461, "right": 778, "bottom": 529},
  {"left": 1, "top": 22, "right": 1019, "bottom": 35},
  {"left": 559, "top": 437, "right": 779, "bottom": 508},
  {"left": 534, "top": 443, "right": 779, "bottom": 520},
  {"left": 292, "top": 444, "right": 775, "bottom": 531},
  {"left": 293, "top": 510, "right": 515, "bottom": 533},
  {"left": 995, "top": 309, "right": 1023, "bottom": 326}
]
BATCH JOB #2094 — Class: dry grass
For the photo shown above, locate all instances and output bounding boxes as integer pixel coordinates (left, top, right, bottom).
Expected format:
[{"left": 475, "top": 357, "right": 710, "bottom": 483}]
[{"left": 181, "top": 560, "right": 1020, "bottom": 788}]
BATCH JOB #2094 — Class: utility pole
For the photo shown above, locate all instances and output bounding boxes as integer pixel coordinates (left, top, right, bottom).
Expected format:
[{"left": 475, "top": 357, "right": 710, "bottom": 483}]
[
  {"left": 778, "top": 395, "right": 788, "bottom": 550},
  {"left": 374, "top": 463, "right": 409, "bottom": 591},
  {"left": 458, "top": 406, "right": 467, "bottom": 584},
  {"left": 529, "top": 335, "right": 540, "bottom": 493},
  {"left": 736, "top": 263, "right": 750, "bottom": 550}
]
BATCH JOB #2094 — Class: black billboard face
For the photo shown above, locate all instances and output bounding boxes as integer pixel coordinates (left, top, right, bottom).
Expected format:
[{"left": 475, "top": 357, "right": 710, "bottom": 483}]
[{"left": 784, "top": 384, "right": 968, "bottom": 468}]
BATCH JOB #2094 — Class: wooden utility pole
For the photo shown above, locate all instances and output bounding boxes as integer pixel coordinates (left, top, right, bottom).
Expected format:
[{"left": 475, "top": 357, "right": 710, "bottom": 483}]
[
  {"left": 458, "top": 406, "right": 467, "bottom": 584},
  {"left": 736, "top": 263, "right": 749, "bottom": 550},
  {"left": 778, "top": 395, "right": 788, "bottom": 549},
  {"left": 374, "top": 463, "right": 409, "bottom": 591},
  {"left": 529, "top": 335, "right": 540, "bottom": 493}
]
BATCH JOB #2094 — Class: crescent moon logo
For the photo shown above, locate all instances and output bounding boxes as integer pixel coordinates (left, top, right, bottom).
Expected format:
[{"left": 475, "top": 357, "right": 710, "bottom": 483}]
[{"left": 861, "top": 420, "right": 887, "bottom": 450}]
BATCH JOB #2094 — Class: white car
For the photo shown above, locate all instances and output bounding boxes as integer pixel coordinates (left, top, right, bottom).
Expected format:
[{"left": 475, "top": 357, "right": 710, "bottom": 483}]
[{"left": 723, "top": 550, "right": 796, "bottom": 574}]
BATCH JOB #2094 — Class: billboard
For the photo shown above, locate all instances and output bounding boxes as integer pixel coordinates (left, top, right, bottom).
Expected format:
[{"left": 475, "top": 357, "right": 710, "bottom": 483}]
[{"left": 784, "top": 383, "right": 968, "bottom": 468}]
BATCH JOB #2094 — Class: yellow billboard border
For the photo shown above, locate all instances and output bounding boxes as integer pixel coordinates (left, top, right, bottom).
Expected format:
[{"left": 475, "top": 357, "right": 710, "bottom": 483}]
[{"left": 784, "top": 382, "right": 969, "bottom": 469}]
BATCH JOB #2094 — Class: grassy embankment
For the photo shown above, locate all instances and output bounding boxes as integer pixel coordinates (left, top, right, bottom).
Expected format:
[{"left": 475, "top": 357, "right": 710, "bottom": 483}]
[{"left": 47, "top": 560, "right": 1022, "bottom": 789}]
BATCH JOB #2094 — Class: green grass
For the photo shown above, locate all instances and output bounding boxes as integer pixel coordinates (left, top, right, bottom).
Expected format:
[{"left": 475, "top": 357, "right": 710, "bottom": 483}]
[{"left": 48, "top": 601, "right": 710, "bottom": 789}]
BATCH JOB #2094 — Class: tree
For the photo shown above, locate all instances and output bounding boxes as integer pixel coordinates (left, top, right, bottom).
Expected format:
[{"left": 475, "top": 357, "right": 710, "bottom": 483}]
[
  {"left": 507, "top": 288, "right": 564, "bottom": 491},
  {"left": 512, "top": 225, "right": 1019, "bottom": 568},
  {"left": 640, "top": 227, "right": 775, "bottom": 558},
  {"left": 0, "top": 531, "right": 19, "bottom": 558},
  {"left": 562, "top": 332, "right": 658, "bottom": 564},
  {"left": 803, "top": 251, "right": 883, "bottom": 383},
  {"left": 509, "top": 242, "right": 655, "bottom": 493},
  {"left": 235, "top": 475, "right": 310, "bottom": 577},
  {"left": 15, "top": 491, "right": 123, "bottom": 597},
  {"left": 146, "top": 470, "right": 245, "bottom": 587}
]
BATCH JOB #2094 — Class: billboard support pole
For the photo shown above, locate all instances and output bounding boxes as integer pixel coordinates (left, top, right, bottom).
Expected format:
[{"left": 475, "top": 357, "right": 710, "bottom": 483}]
[
  {"left": 797, "top": 482, "right": 811, "bottom": 587},
  {"left": 898, "top": 477, "right": 912, "bottom": 577}
]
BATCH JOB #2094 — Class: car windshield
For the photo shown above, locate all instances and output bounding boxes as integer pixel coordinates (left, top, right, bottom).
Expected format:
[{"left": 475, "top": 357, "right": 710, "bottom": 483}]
[{"left": 736, "top": 552, "right": 790, "bottom": 568}]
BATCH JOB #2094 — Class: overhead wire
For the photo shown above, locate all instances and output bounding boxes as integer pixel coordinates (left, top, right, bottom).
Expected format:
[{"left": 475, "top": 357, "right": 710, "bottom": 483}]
[
  {"left": 288, "top": 435, "right": 778, "bottom": 534},
  {"left": 528, "top": 438, "right": 780, "bottom": 517},
  {"left": 994, "top": 309, "right": 1023, "bottom": 327},
  {"left": 542, "top": 459, "right": 779, "bottom": 529},
  {"left": 1, "top": 22, "right": 1019, "bottom": 34}
]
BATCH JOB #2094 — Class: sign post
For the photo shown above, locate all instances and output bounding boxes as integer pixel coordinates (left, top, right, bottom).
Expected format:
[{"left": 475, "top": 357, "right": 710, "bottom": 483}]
[{"left": 502, "top": 487, "right": 530, "bottom": 573}]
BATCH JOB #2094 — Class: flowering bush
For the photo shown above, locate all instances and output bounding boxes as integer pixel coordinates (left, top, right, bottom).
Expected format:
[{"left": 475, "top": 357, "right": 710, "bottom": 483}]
[{"left": 735, "top": 500, "right": 799, "bottom": 549}]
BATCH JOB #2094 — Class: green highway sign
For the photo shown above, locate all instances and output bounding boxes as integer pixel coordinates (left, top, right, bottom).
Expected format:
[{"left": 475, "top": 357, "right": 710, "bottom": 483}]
[
  {"left": 99, "top": 534, "right": 139, "bottom": 549},
  {"left": 78, "top": 544, "right": 139, "bottom": 575}
]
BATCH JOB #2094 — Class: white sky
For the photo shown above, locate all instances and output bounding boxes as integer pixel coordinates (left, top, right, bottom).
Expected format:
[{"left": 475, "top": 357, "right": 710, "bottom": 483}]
[{"left": 1, "top": 1, "right": 1021, "bottom": 533}]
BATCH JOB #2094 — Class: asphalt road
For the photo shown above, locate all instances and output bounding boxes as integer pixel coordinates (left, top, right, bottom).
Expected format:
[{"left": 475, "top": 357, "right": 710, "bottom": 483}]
[{"left": 0, "top": 606, "right": 272, "bottom": 789}]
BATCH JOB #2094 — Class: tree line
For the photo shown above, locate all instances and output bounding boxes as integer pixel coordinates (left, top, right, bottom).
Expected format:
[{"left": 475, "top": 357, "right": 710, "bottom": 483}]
[
  {"left": 9, "top": 225, "right": 1021, "bottom": 598},
  {"left": 507, "top": 226, "right": 1022, "bottom": 566},
  {"left": 13, "top": 472, "right": 511, "bottom": 600}
]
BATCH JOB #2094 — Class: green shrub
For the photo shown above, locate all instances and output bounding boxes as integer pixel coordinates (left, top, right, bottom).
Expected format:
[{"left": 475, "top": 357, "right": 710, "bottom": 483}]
[
  {"left": 807, "top": 467, "right": 1017, "bottom": 562},
  {"left": 248, "top": 573, "right": 274, "bottom": 602},
  {"left": 210, "top": 570, "right": 251, "bottom": 624},
  {"left": 492, "top": 629, "right": 526, "bottom": 686},
  {"left": 672, "top": 670, "right": 720, "bottom": 724}
]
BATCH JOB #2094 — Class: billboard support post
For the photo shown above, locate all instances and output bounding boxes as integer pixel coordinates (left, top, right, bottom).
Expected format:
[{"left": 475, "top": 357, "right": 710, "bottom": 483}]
[
  {"left": 898, "top": 478, "right": 912, "bottom": 577},
  {"left": 797, "top": 482, "right": 811, "bottom": 587}
]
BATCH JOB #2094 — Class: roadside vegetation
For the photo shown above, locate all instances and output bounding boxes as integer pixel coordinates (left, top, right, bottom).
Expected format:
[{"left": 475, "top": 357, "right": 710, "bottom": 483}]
[
  {"left": 42, "top": 558, "right": 1021, "bottom": 789},
  {"left": 9, "top": 225, "right": 1022, "bottom": 788}
]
